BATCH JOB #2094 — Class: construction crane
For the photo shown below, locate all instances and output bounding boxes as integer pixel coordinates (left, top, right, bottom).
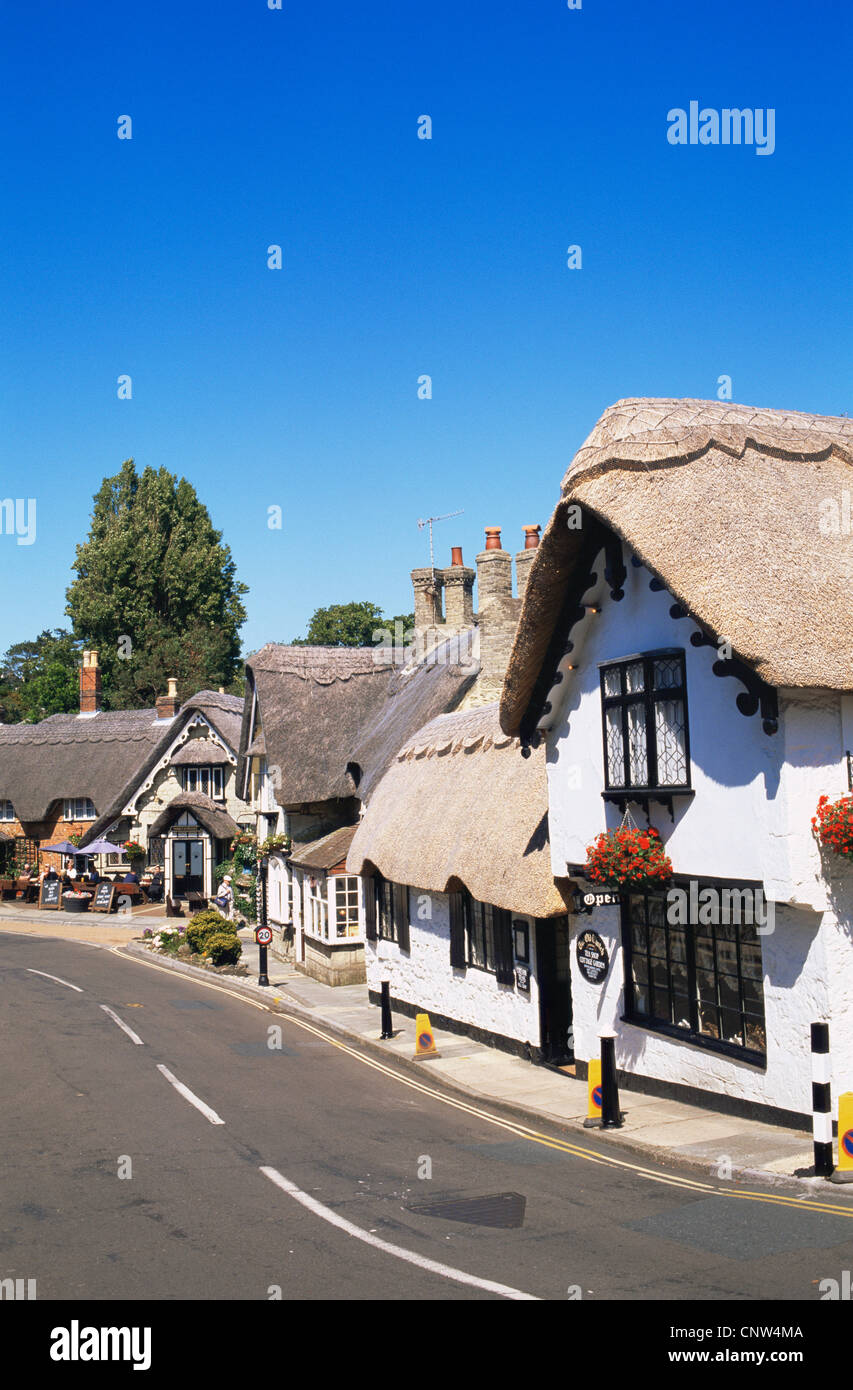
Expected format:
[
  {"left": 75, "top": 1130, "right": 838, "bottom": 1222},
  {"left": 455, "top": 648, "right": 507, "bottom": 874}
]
[{"left": 417, "top": 509, "right": 464, "bottom": 570}]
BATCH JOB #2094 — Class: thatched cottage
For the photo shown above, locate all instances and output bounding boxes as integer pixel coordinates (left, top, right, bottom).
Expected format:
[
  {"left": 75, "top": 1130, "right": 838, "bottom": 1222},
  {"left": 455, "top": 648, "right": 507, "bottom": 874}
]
[
  {"left": 238, "top": 527, "right": 541, "bottom": 985},
  {"left": 493, "top": 396, "right": 853, "bottom": 1124},
  {"left": 0, "top": 650, "right": 247, "bottom": 898}
]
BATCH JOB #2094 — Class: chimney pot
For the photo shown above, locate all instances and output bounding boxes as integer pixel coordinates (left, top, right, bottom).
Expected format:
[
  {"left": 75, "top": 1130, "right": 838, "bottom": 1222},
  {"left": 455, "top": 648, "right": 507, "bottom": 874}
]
[
  {"left": 155, "top": 679, "right": 180, "bottom": 720},
  {"left": 450, "top": 546, "right": 463, "bottom": 567},
  {"left": 523, "top": 525, "right": 541, "bottom": 550},
  {"left": 515, "top": 525, "right": 542, "bottom": 602},
  {"left": 484, "top": 527, "right": 502, "bottom": 551}
]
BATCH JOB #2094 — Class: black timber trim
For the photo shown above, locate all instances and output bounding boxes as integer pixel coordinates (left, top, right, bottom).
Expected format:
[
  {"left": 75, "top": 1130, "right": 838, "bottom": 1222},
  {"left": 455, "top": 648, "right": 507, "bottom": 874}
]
[{"left": 519, "top": 515, "right": 609, "bottom": 747}]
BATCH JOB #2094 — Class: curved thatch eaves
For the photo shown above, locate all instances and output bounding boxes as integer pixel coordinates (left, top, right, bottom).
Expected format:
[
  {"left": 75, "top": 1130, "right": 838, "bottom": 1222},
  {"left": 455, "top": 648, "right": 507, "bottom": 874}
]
[
  {"left": 347, "top": 703, "right": 571, "bottom": 918},
  {"left": 148, "top": 793, "right": 238, "bottom": 841},
  {"left": 170, "top": 739, "right": 232, "bottom": 766},
  {"left": 500, "top": 398, "right": 853, "bottom": 735}
]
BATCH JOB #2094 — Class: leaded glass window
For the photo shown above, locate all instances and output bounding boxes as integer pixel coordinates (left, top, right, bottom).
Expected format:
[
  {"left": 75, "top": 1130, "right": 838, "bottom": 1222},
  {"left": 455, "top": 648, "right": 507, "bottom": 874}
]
[{"left": 600, "top": 651, "right": 689, "bottom": 790}]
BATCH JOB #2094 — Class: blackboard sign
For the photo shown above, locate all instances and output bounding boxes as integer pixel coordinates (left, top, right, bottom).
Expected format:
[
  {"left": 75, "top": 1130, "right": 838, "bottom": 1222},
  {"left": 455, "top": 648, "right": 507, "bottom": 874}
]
[
  {"left": 576, "top": 929, "right": 610, "bottom": 985},
  {"left": 91, "top": 881, "right": 116, "bottom": 913},
  {"left": 39, "top": 878, "right": 62, "bottom": 909}
]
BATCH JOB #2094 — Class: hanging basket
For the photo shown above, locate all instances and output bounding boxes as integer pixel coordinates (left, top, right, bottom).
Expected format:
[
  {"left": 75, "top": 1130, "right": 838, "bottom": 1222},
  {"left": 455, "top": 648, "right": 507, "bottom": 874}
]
[
  {"left": 812, "top": 794, "right": 853, "bottom": 861},
  {"left": 585, "top": 813, "right": 673, "bottom": 890}
]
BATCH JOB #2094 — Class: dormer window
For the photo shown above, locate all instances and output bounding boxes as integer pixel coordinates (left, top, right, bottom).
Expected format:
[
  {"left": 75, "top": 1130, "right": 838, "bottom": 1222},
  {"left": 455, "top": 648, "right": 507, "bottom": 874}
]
[
  {"left": 600, "top": 651, "right": 690, "bottom": 793},
  {"left": 181, "top": 766, "right": 224, "bottom": 800},
  {"left": 0, "top": 801, "right": 15, "bottom": 822},
  {"left": 63, "top": 798, "right": 96, "bottom": 821}
]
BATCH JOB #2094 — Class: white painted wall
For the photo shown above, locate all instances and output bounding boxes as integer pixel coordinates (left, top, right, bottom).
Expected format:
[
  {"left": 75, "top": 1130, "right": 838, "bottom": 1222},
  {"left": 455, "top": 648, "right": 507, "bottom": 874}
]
[
  {"left": 365, "top": 888, "right": 541, "bottom": 1048},
  {"left": 544, "top": 550, "right": 853, "bottom": 1116}
]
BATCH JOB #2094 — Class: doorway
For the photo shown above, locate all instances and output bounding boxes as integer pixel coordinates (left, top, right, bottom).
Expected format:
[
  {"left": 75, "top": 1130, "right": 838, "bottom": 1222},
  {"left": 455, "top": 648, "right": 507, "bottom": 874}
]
[
  {"left": 537, "top": 915, "right": 574, "bottom": 1065},
  {"left": 173, "top": 839, "right": 205, "bottom": 896}
]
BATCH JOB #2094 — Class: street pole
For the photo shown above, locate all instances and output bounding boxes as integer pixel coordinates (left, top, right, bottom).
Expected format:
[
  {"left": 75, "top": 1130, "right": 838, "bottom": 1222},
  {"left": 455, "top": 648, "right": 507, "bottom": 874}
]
[
  {"left": 811, "top": 1021, "right": 834, "bottom": 1178},
  {"left": 600, "top": 1033, "right": 624, "bottom": 1129},
  {"left": 380, "top": 979, "right": 393, "bottom": 1039}
]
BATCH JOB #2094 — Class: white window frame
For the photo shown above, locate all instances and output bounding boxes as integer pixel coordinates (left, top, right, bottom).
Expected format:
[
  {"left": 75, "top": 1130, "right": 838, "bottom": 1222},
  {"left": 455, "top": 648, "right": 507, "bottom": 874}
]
[
  {"left": 181, "top": 766, "right": 224, "bottom": 800},
  {"left": 0, "top": 800, "right": 15, "bottom": 822},
  {"left": 63, "top": 797, "right": 96, "bottom": 821},
  {"left": 331, "top": 873, "right": 362, "bottom": 940}
]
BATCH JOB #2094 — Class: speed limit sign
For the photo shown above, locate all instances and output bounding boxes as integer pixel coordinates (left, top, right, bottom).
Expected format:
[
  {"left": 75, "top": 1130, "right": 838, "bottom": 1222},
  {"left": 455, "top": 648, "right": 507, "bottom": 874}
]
[{"left": 255, "top": 926, "right": 273, "bottom": 946}]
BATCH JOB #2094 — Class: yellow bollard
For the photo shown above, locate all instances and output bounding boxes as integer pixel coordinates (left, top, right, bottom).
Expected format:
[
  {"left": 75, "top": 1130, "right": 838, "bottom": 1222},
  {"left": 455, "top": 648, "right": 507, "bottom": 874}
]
[
  {"left": 583, "top": 1058, "right": 602, "bottom": 1128},
  {"left": 413, "top": 1012, "right": 440, "bottom": 1060},
  {"left": 831, "top": 1091, "right": 853, "bottom": 1183}
]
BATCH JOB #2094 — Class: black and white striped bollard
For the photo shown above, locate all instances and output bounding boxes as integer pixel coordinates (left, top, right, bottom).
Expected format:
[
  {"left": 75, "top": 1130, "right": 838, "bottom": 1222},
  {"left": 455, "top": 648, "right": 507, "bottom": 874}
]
[{"left": 811, "top": 1021, "right": 834, "bottom": 1178}]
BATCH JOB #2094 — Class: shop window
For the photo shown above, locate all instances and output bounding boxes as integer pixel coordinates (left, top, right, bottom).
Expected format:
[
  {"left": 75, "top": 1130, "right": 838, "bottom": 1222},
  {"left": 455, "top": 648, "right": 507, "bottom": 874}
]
[
  {"left": 600, "top": 651, "right": 689, "bottom": 791},
  {"left": 622, "top": 885, "right": 766, "bottom": 1060}
]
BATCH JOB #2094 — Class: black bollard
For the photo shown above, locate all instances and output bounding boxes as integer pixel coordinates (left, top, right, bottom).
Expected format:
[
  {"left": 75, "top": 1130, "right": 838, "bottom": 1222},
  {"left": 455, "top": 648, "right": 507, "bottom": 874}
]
[
  {"left": 380, "top": 980, "right": 393, "bottom": 1039},
  {"left": 258, "top": 942, "right": 270, "bottom": 987},
  {"left": 600, "top": 1034, "right": 623, "bottom": 1129}
]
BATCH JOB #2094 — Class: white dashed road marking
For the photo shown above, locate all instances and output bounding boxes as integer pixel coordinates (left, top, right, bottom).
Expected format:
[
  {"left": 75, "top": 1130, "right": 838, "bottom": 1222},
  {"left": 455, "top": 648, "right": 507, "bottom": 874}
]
[
  {"left": 259, "top": 1165, "right": 539, "bottom": 1301},
  {"left": 99, "top": 1005, "right": 145, "bottom": 1045},
  {"left": 27, "top": 968, "right": 83, "bottom": 993},
  {"left": 156, "top": 1064, "right": 225, "bottom": 1125}
]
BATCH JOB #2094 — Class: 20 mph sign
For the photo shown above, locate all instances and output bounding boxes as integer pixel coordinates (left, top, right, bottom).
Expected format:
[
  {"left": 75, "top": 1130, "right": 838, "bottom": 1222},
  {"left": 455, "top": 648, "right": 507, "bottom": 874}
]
[{"left": 255, "top": 926, "right": 273, "bottom": 946}]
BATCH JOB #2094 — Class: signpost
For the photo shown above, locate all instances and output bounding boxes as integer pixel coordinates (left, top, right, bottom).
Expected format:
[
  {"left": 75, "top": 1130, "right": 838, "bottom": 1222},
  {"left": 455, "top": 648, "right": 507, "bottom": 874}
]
[
  {"left": 91, "top": 882, "right": 116, "bottom": 914},
  {"left": 39, "top": 878, "right": 61, "bottom": 910},
  {"left": 255, "top": 924, "right": 272, "bottom": 987},
  {"left": 576, "top": 929, "right": 610, "bottom": 985}
]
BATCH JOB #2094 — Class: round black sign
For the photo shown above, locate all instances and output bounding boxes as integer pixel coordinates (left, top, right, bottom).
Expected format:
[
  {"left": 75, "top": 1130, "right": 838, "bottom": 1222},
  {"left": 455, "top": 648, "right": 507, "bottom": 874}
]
[{"left": 576, "top": 930, "right": 609, "bottom": 985}]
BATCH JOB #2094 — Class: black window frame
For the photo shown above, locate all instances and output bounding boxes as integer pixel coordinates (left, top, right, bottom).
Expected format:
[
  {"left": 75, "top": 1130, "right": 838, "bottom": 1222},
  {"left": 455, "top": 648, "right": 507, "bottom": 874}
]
[
  {"left": 459, "top": 888, "right": 514, "bottom": 984},
  {"left": 372, "top": 873, "right": 410, "bottom": 950},
  {"left": 599, "top": 649, "right": 691, "bottom": 794},
  {"left": 620, "top": 880, "right": 767, "bottom": 1066}
]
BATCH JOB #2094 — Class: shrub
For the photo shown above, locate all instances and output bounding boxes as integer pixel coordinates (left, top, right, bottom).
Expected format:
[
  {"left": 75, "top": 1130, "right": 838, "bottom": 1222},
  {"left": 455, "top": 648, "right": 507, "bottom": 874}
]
[
  {"left": 204, "top": 932, "right": 242, "bottom": 967},
  {"left": 186, "top": 909, "right": 236, "bottom": 955}
]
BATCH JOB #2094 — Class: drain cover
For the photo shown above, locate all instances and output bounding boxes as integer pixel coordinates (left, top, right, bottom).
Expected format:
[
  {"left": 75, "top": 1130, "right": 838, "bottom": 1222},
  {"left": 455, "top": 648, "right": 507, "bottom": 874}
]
[{"left": 405, "top": 1192, "right": 526, "bottom": 1228}]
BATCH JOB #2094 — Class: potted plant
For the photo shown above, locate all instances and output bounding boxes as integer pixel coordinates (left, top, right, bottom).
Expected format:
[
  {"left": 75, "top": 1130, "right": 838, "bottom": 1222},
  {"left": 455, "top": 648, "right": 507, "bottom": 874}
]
[
  {"left": 585, "top": 821, "right": 673, "bottom": 889},
  {"left": 259, "top": 832, "right": 291, "bottom": 857},
  {"left": 63, "top": 890, "right": 92, "bottom": 914},
  {"left": 812, "top": 794, "right": 853, "bottom": 862}
]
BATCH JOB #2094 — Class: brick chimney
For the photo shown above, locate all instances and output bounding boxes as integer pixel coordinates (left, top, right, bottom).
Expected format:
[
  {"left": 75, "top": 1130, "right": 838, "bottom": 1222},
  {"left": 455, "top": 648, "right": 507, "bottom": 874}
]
[
  {"left": 475, "top": 527, "right": 513, "bottom": 610},
  {"left": 441, "top": 547, "right": 475, "bottom": 628},
  {"left": 155, "top": 678, "right": 180, "bottom": 720},
  {"left": 79, "top": 650, "right": 102, "bottom": 716},
  {"left": 411, "top": 567, "right": 444, "bottom": 629},
  {"left": 514, "top": 524, "right": 541, "bottom": 602}
]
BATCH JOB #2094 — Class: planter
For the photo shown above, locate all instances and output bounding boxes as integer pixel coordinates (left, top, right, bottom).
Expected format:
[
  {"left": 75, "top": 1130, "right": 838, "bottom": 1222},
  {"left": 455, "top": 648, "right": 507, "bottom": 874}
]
[
  {"left": 585, "top": 825, "right": 673, "bottom": 890},
  {"left": 812, "top": 794, "right": 853, "bottom": 862},
  {"left": 63, "top": 894, "right": 91, "bottom": 914}
]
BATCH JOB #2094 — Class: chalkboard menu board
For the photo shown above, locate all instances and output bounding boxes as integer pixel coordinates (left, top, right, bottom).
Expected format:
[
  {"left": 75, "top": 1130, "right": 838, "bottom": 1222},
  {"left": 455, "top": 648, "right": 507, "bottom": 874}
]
[
  {"left": 39, "top": 878, "right": 62, "bottom": 909},
  {"left": 91, "top": 881, "right": 116, "bottom": 913}
]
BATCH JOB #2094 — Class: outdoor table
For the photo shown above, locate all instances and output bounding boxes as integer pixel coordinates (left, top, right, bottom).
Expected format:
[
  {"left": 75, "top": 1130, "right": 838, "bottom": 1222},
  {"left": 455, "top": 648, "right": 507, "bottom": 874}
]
[
  {"left": 0, "top": 878, "right": 16, "bottom": 900},
  {"left": 185, "top": 892, "right": 209, "bottom": 910},
  {"left": 115, "top": 883, "right": 147, "bottom": 904}
]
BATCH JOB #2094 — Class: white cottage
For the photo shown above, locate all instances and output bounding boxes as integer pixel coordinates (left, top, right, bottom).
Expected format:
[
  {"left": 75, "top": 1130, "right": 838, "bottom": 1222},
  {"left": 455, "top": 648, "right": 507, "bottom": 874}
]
[{"left": 498, "top": 397, "right": 853, "bottom": 1125}]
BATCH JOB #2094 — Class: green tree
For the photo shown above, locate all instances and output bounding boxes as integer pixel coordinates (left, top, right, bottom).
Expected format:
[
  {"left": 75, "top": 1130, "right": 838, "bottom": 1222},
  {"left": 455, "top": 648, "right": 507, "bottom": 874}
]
[
  {"left": 66, "top": 460, "right": 248, "bottom": 707},
  {"left": 291, "top": 602, "right": 415, "bottom": 647},
  {"left": 0, "top": 629, "right": 82, "bottom": 723}
]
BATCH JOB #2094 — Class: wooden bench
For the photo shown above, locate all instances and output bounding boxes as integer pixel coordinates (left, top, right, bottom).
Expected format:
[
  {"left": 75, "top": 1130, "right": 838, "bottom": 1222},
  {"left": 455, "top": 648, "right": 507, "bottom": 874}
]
[{"left": 0, "top": 878, "right": 16, "bottom": 900}]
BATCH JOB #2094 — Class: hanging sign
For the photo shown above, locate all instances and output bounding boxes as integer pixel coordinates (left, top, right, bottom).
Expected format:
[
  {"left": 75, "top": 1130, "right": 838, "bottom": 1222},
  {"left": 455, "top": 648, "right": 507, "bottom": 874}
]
[{"left": 576, "top": 929, "right": 610, "bottom": 985}]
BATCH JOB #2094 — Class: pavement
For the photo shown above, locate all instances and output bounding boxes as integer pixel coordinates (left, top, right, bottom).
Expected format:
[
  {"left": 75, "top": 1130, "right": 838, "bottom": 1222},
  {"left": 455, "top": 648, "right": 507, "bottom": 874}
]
[{"left": 0, "top": 904, "right": 831, "bottom": 1194}]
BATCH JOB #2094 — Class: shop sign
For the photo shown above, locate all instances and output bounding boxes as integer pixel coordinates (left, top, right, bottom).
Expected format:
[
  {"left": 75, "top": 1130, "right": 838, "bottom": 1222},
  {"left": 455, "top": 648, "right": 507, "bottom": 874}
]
[{"left": 576, "top": 929, "right": 610, "bottom": 985}]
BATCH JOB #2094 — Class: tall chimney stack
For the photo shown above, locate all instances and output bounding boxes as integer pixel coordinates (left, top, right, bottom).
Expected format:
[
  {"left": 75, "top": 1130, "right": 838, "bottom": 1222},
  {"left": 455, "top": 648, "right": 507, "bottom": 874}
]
[
  {"left": 476, "top": 527, "right": 512, "bottom": 610},
  {"left": 155, "top": 678, "right": 180, "bottom": 720},
  {"left": 515, "top": 524, "right": 541, "bottom": 602},
  {"left": 79, "top": 650, "right": 102, "bottom": 716},
  {"left": 441, "top": 547, "right": 475, "bottom": 629},
  {"left": 411, "top": 567, "right": 444, "bottom": 630}
]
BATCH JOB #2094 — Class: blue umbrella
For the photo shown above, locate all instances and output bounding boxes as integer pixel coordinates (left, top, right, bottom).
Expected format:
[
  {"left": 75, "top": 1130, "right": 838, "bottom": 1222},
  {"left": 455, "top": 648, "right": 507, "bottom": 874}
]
[
  {"left": 41, "top": 840, "right": 84, "bottom": 855},
  {"left": 77, "top": 838, "right": 126, "bottom": 855}
]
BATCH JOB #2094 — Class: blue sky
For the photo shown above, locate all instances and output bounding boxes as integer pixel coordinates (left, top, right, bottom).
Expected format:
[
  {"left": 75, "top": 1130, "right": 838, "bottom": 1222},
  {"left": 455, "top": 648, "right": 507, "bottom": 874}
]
[{"left": 1, "top": 0, "right": 850, "bottom": 659}]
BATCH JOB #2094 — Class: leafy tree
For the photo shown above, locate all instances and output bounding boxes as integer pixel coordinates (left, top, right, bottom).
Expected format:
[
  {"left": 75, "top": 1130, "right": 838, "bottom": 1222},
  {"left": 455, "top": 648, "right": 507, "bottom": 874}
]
[
  {"left": 291, "top": 602, "right": 415, "bottom": 647},
  {"left": 0, "top": 629, "right": 82, "bottom": 723},
  {"left": 66, "top": 460, "right": 248, "bottom": 708}
]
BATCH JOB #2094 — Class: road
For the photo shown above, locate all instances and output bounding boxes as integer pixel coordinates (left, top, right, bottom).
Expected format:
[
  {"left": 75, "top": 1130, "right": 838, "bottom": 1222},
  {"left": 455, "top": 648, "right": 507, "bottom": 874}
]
[{"left": 2, "top": 930, "right": 853, "bottom": 1302}]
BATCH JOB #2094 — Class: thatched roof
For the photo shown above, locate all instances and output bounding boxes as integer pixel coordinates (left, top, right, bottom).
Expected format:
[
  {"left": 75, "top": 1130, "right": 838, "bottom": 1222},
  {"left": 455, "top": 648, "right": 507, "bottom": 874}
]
[
  {"left": 347, "top": 703, "right": 569, "bottom": 917},
  {"left": 0, "top": 691, "right": 244, "bottom": 829},
  {"left": 170, "top": 738, "right": 232, "bottom": 766},
  {"left": 148, "top": 793, "right": 238, "bottom": 841},
  {"left": 290, "top": 823, "right": 359, "bottom": 872},
  {"left": 0, "top": 708, "right": 169, "bottom": 823},
  {"left": 240, "top": 637, "right": 477, "bottom": 807},
  {"left": 501, "top": 398, "right": 853, "bottom": 735}
]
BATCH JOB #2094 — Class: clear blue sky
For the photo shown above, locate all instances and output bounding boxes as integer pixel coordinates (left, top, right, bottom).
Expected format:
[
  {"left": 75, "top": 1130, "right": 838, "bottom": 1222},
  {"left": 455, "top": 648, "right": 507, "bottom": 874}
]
[{"left": 1, "top": 0, "right": 850, "bottom": 659}]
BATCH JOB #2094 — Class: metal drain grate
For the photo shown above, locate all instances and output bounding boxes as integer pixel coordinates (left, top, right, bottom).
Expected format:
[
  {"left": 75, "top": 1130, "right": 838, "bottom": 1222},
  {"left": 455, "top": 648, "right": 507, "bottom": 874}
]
[{"left": 405, "top": 1191, "right": 526, "bottom": 1229}]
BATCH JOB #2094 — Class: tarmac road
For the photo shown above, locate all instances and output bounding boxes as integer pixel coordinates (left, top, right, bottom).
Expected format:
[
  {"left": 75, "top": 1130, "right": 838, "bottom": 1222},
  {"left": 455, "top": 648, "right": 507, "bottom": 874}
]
[{"left": 2, "top": 931, "right": 853, "bottom": 1302}]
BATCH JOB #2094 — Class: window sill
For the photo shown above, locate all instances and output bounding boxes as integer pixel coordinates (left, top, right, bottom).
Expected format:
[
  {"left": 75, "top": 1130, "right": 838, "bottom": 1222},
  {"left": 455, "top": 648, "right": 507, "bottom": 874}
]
[
  {"left": 603, "top": 788, "right": 694, "bottom": 822},
  {"left": 621, "top": 1012, "right": 766, "bottom": 1069}
]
